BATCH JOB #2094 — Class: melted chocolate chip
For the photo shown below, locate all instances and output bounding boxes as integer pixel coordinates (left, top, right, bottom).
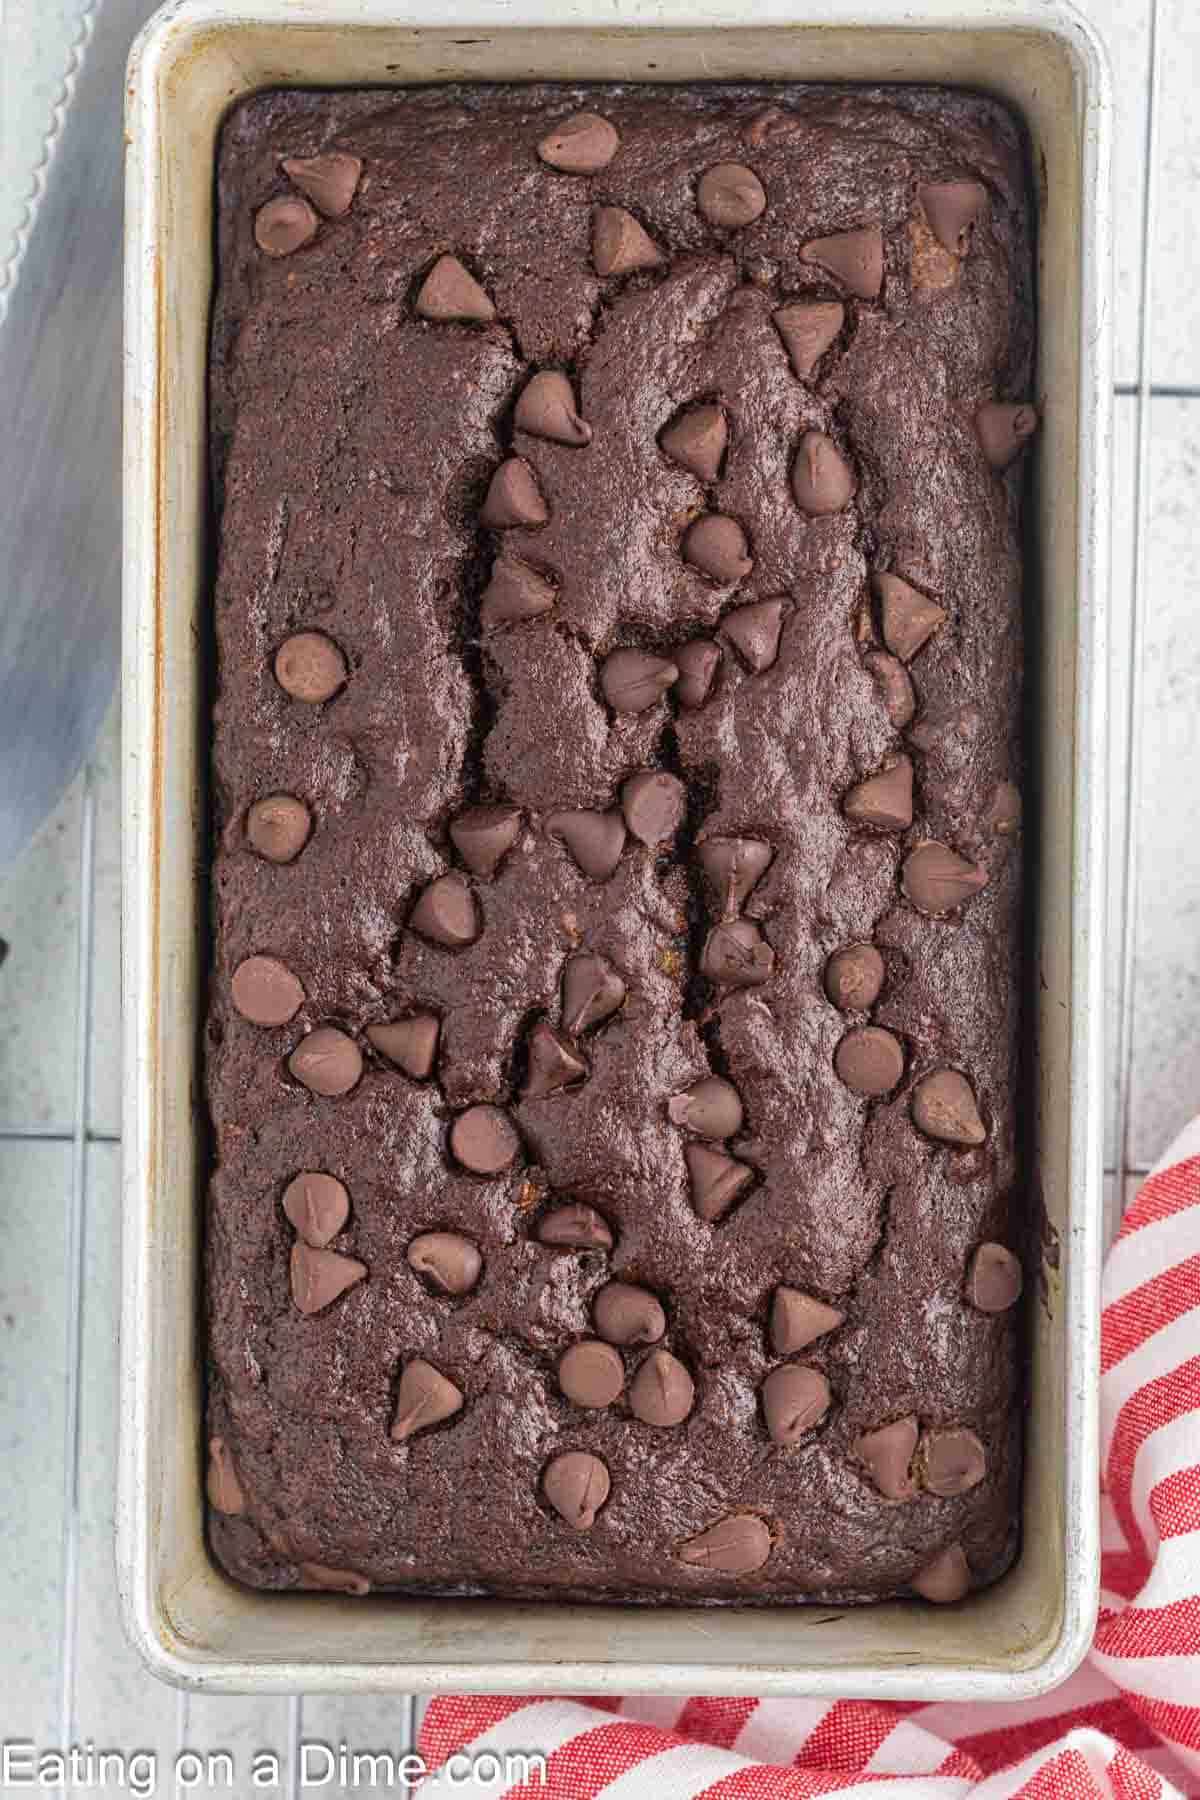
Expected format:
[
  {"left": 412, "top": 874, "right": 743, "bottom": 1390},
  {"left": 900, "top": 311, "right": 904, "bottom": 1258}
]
[
  {"left": 987, "top": 780, "right": 1022, "bottom": 837},
  {"left": 542, "top": 1450, "right": 611, "bottom": 1529},
  {"left": 449, "top": 1104, "right": 520, "bottom": 1175},
  {"left": 762, "top": 1364, "right": 831, "bottom": 1444},
  {"left": 246, "top": 793, "right": 312, "bottom": 863},
  {"left": 254, "top": 195, "right": 319, "bottom": 257},
  {"left": 698, "top": 836, "right": 773, "bottom": 916},
  {"left": 449, "top": 805, "right": 522, "bottom": 879},
  {"left": 660, "top": 405, "right": 727, "bottom": 482},
  {"left": 283, "top": 1171, "right": 350, "bottom": 1246},
  {"left": 967, "top": 1242, "right": 1023, "bottom": 1313},
  {"left": 701, "top": 919, "right": 775, "bottom": 988},
  {"left": 600, "top": 648, "right": 679, "bottom": 713},
  {"left": 773, "top": 300, "right": 844, "bottom": 379},
  {"left": 918, "top": 180, "right": 987, "bottom": 256},
  {"left": 697, "top": 162, "right": 767, "bottom": 228},
  {"left": 231, "top": 955, "right": 304, "bottom": 1027},
  {"left": 678, "top": 1514, "right": 771, "bottom": 1573},
  {"left": 921, "top": 1428, "right": 987, "bottom": 1497},
  {"left": 415, "top": 253, "right": 495, "bottom": 323},
  {"left": 864, "top": 651, "right": 916, "bottom": 728},
  {"left": 824, "top": 943, "right": 885, "bottom": 1012},
  {"left": 390, "top": 1360, "right": 464, "bottom": 1440},
  {"left": 593, "top": 1280, "right": 665, "bottom": 1346},
  {"left": 876, "top": 572, "right": 946, "bottom": 663},
  {"left": 835, "top": 1026, "right": 905, "bottom": 1096},
  {"left": 515, "top": 370, "right": 592, "bottom": 446},
  {"left": 621, "top": 770, "right": 685, "bottom": 848},
  {"left": 274, "top": 631, "right": 347, "bottom": 702},
  {"left": 668, "top": 1075, "right": 744, "bottom": 1139},
  {"left": 537, "top": 1203, "right": 614, "bottom": 1251},
  {"left": 523, "top": 1020, "right": 588, "bottom": 1099},
  {"left": 843, "top": 755, "right": 914, "bottom": 830},
  {"left": 683, "top": 513, "right": 754, "bottom": 584},
  {"left": 853, "top": 1416, "right": 919, "bottom": 1501},
  {"left": 902, "top": 842, "right": 988, "bottom": 915},
  {"left": 546, "top": 808, "right": 626, "bottom": 880},
  {"left": 911, "top": 1543, "right": 971, "bottom": 1603},
  {"left": 976, "top": 402, "right": 1039, "bottom": 469},
  {"left": 770, "top": 1288, "right": 845, "bottom": 1355},
  {"left": 291, "top": 1242, "right": 367, "bottom": 1315},
  {"left": 479, "top": 559, "right": 556, "bottom": 629},
  {"left": 791, "top": 431, "right": 855, "bottom": 516},
  {"left": 722, "top": 598, "right": 784, "bottom": 673},
  {"left": 801, "top": 226, "right": 884, "bottom": 299},
  {"left": 480, "top": 458, "right": 548, "bottom": 529},
  {"left": 206, "top": 1437, "right": 245, "bottom": 1515},
  {"left": 407, "top": 1231, "right": 482, "bottom": 1295},
  {"left": 558, "top": 1339, "right": 624, "bottom": 1407},
  {"left": 410, "top": 872, "right": 480, "bottom": 948},
  {"left": 367, "top": 1013, "right": 440, "bottom": 1079},
  {"left": 674, "top": 638, "right": 722, "bottom": 709},
  {"left": 592, "top": 206, "right": 664, "bottom": 276},
  {"left": 300, "top": 1562, "right": 371, "bottom": 1595},
  {"left": 629, "top": 1349, "right": 694, "bottom": 1426},
  {"left": 289, "top": 1027, "right": 363, "bottom": 1097},
  {"left": 911, "top": 1069, "right": 987, "bottom": 1146},
  {"left": 282, "top": 151, "right": 363, "bottom": 216},
  {"left": 537, "top": 111, "right": 620, "bottom": 174},
  {"left": 561, "top": 951, "right": 626, "bottom": 1033},
  {"left": 685, "top": 1143, "right": 754, "bottom": 1222}
]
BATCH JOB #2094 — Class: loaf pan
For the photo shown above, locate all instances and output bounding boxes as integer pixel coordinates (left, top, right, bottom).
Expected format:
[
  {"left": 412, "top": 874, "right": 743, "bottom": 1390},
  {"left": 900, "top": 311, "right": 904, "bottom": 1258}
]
[{"left": 120, "top": 0, "right": 1111, "bottom": 1699}]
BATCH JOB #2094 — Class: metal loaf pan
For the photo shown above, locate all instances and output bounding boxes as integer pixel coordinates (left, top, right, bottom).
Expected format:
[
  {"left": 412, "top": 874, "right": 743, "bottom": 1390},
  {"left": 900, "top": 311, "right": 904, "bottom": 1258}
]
[{"left": 120, "top": 0, "right": 1111, "bottom": 1699}]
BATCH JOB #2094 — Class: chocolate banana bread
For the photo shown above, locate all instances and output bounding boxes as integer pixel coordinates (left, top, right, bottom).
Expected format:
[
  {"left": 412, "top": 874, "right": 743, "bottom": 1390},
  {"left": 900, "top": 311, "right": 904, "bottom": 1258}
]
[{"left": 205, "top": 81, "right": 1035, "bottom": 1604}]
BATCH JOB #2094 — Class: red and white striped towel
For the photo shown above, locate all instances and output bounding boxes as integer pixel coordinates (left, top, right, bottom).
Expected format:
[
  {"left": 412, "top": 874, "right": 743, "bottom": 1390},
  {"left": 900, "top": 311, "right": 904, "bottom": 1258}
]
[{"left": 419, "top": 1121, "right": 1200, "bottom": 1799}]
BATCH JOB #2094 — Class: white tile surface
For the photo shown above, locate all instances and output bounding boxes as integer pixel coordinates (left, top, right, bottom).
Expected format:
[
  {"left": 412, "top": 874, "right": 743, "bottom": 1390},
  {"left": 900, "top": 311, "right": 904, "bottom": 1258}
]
[
  {"left": 1085, "top": 0, "right": 1152, "bottom": 386},
  {"left": 87, "top": 698, "right": 121, "bottom": 1138},
  {"left": 1105, "top": 394, "right": 1138, "bottom": 1171},
  {"left": 0, "top": 776, "right": 82, "bottom": 1130},
  {"left": 1153, "top": 0, "right": 1200, "bottom": 385}
]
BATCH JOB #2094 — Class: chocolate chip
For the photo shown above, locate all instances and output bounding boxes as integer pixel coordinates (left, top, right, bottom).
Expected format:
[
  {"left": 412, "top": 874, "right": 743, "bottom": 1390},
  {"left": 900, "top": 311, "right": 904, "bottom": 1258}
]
[
  {"left": 701, "top": 919, "right": 775, "bottom": 988},
  {"left": 592, "top": 206, "right": 664, "bottom": 276},
  {"left": 678, "top": 1514, "right": 771, "bottom": 1573},
  {"left": 282, "top": 1171, "right": 350, "bottom": 1246},
  {"left": 791, "top": 431, "right": 855, "bottom": 516},
  {"left": 976, "top": 402, "right": 1039, "bottom": 469},
  {"left": 721, "top": 598, "right": 784, "bottom": 673},
  {"left": 282, "top": 151, "right": 363, "bottom": 216},
  {"left": 546, "top": 808, "right": 626, "bottom": 880},
  {"left": 206, "top": 1437, "right": 245, "bottom": 1515},
  {"left": 697, "top": 162, "right": 767, "bottom": 228},
  {"left": 674, "top": 638, "right": 722, "bottom": 709},
  {"left": 911, "top": 1543, "right": 971, "bottom": 1603},
  {"left": 918, "top": 180, "right": 987, "bottom": 256},
  {"left": 537, "top": 112, "right": 619, "bottom": 174},
  {"left": 668, "top": 1075, "right": 744, "bottom": 1139},
  {"left": 480, "top": 458, "right": 548, "bottom": 529},
  {"left": 449, "top": 1104, "right": 520, "bottom": 1174},
  {"left": 683, "top": 513, "right": 753, "bottom": 584},
  {"left": 410, "top": 872, "right": 480, "bottom": 947},
  {"left": 289, "top": 1026, "right": 363, "bottom": 1097},
  {"left": 864, "top": 651, "right": 916, "bottom": 728},
  {"left": 542, "top": 1449, "right": 610, "bottom": 1530},
  {"left": 558, "top": 1339, "right": 624, "bottom": 1407},
  {"left": 967, "top": 1242, "right": 1023, "bottom": 1313},
  {"left": 246, "top": 793, "right": 312, "bottom": 863},
  {"left": 479, "top": 559, "right": 556, "bottom": 629},
  {"left": 762, "top": 1364, "right": 831, "bottom": 1444},
  {"left": 660, "top": 405, "right": 727, "bottom": 482},
  {"left": 853, "top": 1415, "right": 919, "bottom": 1501},
  {"left": 621, "top": 770, "right": 685, "bottom": 847},
  {"left": 415, "top": 253, "right": 495, "bottom": 323},
  {"left": 367, "top": 1013, "right": 440, "bottom": 1079},
  {"left": 537, "top": 1203, "right": 614, "bottom": 1250},
  {"left": 629, "top": 1349, "right": 694, "bottom": 1426},
  {"left": 911, "top": 1069, "right": 986, "bottom": 1146},
  {"left": 773, "top": 300, "right": 844, "bottom": 379},
  {"left": 685, "top": 1143, "right": 754, "bottom": 1222},
  {"left": 274, "top": 631, "right": 347, "bottom": 702},
  {"left": 593, "top": 1280, "right": 665, "bottom": 1346},
  {"left": 843, "top": 755, "right": 914, "bottom": 830},
  {"left": 902, "top": 842, "right": 988, "bottom": 915},
  {"left": 835, "top": 1026, "right": 904, "bottom": 1096},
  {"left": 515, "top": 370, "right": 592, "bottom": 446},
  {"left": 407, "top": 1230, "right": 482, "bottom": 1295},
  {"left": 986, "top": 779, "right": 1022, "bottom": 837},
  {"left": 921, "top": 1428, "right": 987, "bottom": 1497},
  {"left": 254, "top": 195, "right": 319, "bottom": 256},
  {"left": 801, "top": 226, "right": 884, "bottom": 299},
  {"left": 300, "top": 1562, "right": 371, "bottom": 1595},
  {"left": 231, "top": 954, "right": 304, "bottom": 1027},
  {"left": 824, "top": 943, "right": 885, "bottom": 1012},
  {"left": 390, "top": 1359, "right": 464, "bottom": 1440},
  {"left": 562, "top": 951, "right": 626, "bottom": 1033},
  {"left": 600, "top": 648, "right": 679, "bottom": 713},
  {"left": 770, "top": 1287, "right": 845, "bottom": 1355},
  {"left": 290, "top": 1242, "right": 367, "bottom": 1315},
  {"left": 449, "top": 805, "right": 522, "bottom": 878},
  {"left": 876, "top": 572, "right": 946, "bottom": 662},
  {"left": 698, "top": 836, "right": 772, "bottom": 916},
  {"left": 523, "top": 1020, "right": 588, "bottom": 1099}
]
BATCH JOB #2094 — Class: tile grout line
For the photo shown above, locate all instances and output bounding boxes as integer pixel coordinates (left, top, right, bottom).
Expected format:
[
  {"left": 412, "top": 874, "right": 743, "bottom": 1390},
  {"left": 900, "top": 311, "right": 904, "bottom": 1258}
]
[
  {"left": 175, "top": 1688, "right": 190, "bottom": 1799},
  {"left": 56, "top": 766, "right": 96, "bottom": 1798},
  {"left": 289, "top": 1695, "right": 304, "bottom": 1800},
  {"left": 1109, "top": 0, "right": 1163, "bottom": 1242}
]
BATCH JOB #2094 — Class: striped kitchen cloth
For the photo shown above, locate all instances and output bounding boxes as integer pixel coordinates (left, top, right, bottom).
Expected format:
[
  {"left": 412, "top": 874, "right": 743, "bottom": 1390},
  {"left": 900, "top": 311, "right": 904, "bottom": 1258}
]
[{"left": 418, "top": 1118, "right": 1200, "bottom": 1799}]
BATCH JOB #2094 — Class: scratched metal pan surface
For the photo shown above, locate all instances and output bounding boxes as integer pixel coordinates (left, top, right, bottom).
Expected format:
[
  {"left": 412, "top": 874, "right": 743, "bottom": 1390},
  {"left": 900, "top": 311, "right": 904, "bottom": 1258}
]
[{"left": 119, "top": 0, "right": 1111, "bottom": 1699}]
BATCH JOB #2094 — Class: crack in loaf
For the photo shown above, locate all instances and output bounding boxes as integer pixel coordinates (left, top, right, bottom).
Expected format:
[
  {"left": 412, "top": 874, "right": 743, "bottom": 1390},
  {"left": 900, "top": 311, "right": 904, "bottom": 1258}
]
[{"left": 204, "top": 81, "right": 1034, "bottom": 1604}]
